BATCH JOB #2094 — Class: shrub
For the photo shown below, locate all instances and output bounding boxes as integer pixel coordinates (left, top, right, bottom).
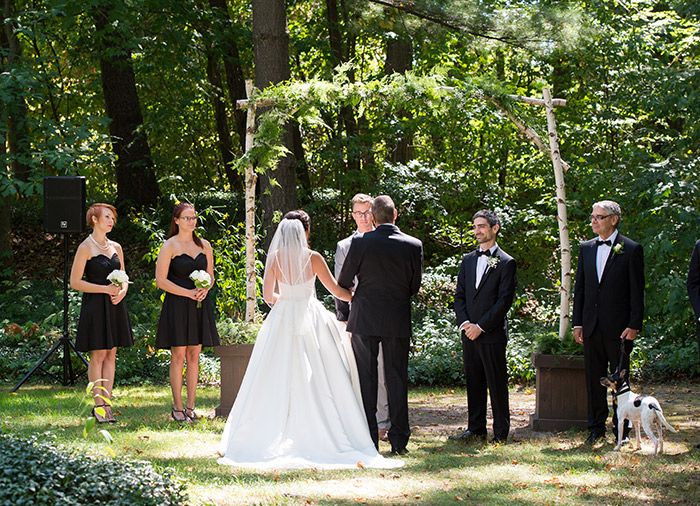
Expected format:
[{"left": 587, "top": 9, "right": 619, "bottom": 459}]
[{"left": 0, "top": 433, "right": 188, "bottom": 505}]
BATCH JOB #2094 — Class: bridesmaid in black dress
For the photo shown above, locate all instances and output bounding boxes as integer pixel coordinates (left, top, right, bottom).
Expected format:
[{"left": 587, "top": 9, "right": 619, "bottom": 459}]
[
  {"left": 70, "top": 203, "right": 134, "bottom": 423},
  {"left": 156, "top": 202, "right": 219, "bottom": 423}
]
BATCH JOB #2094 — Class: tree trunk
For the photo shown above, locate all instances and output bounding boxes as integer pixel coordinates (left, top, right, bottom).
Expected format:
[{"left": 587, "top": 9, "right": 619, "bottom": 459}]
[
  {"left": 0, "top": 105, "right": 12, "bottom": 278},
  {"left": 385, "top": 36, "right": 413, "bottom": 164},
  {"left": 208, "top": 0, "right": 248, "bottom": 190},
  {"left": 253, "top": 0, "right": 299, "bottom": 247},
  {"left": 206, "top": 50, "right": 240, "bottom": 192},
  {"left": 93, "top": 2, "right": 159, "bottom": 210},
  {"left": 2, "top": 0, "right": 30, "bottom": 183},
  {"left": 325, "top": 0, "right": 362, "bottom": 199}
]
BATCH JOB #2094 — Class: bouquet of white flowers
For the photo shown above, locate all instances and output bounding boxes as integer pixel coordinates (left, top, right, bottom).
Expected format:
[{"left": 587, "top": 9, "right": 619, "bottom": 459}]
[
  {"left": 106, "top": 269, "right": 130, "bottom": 289},
  {"left": 189, "top": 270, "right": 212, "bottom": 308}
]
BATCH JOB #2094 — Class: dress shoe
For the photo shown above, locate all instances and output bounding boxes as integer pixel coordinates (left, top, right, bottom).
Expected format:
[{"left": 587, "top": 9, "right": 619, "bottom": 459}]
[
  {"left": 450, "top": 430, "right": 487, "bottom": 441},
  {"left": 378, "top": 428, "right": 389, "bottom": 441},
  {"left": 390, "top": 447, "right": 409, "bottom": 456},
  {"left": 695, "top": 442, "right": 700, "bottom": 449},
  {"left": 491, "top": 436, "right": 507, "bottom": 445},
  {"left": 585, "top": 431, "right": 605, "bottom": 444}
]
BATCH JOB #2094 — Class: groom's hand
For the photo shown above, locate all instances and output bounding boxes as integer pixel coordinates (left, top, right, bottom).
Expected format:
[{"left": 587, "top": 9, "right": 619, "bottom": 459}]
[{"left": 464, "top": 323, "right": 483, "bottom": 341}]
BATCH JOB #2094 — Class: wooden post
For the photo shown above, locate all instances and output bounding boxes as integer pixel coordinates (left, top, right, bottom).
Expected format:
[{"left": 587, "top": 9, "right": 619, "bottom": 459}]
[
  {"left": 244, "top": 80, "right": 258, "bottom": 323},
  {"left": 543, "top": 88, "right": 571, "bottom": 340}
]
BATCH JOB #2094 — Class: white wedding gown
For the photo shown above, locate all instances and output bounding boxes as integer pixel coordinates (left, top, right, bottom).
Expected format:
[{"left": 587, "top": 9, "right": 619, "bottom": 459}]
[{"left": 218, "top": 277, "right": 403, "bottom": 469}]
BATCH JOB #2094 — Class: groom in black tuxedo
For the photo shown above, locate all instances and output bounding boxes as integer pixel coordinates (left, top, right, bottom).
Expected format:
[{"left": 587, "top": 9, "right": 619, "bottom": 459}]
[
  {"left": 686, "top": 239, "right": 700, "bottom": 448},
  {"left": 453, "top": 210, "right": 517, "bottom": 443},
  {"left": 338, "top": 195, "right": 423, "bottom": 454},
  {"left": 573, "top": 200, "right": 645, "bottom": 444}
]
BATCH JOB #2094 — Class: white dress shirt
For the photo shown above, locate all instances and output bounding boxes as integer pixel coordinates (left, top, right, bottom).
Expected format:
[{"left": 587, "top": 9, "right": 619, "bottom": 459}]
[{"left": 596, "top": 230, "right": 618, "bottom": 282}]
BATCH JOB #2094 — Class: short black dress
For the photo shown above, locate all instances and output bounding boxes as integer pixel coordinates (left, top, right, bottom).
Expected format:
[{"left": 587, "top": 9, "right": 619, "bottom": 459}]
[
  {"left": 155, "top": 252, "right": 220, "bottom": 349},
  {"left": 75, "top": 253, "right": 134, "bottom": 352}
]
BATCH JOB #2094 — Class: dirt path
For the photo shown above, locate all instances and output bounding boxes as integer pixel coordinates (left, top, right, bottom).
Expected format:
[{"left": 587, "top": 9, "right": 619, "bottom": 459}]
[{"left": 408, "top": 381, "right": 700, "bottom": 444}]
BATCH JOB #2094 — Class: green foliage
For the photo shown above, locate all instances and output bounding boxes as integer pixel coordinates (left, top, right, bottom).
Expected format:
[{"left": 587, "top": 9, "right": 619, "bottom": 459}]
[
  {"left": 216, "top": 318, "right": 262, "bottom": 346},
  {"left": 0, "top": 433, "right": 188, "bottom": 505},
  {"left": 531, "top": 331, "right": 581, "bottom": 356}
]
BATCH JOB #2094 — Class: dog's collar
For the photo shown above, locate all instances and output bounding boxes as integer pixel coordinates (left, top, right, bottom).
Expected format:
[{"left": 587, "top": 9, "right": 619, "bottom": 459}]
[{"left": 616, "top": 382, "right": 631, "bottom": 396}]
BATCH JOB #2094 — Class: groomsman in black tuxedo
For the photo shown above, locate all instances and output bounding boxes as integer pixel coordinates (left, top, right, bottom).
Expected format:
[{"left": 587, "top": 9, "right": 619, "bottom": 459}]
[
  {"left": 685, "top": 239, "right": 700, "bottom": 448},
  {"left": 452, "top": 210, "right": 517, "bottom": 443},
  {"left": 338, "top": 195, "right": 423, "bottom": 455},
  {"left": 573, "top": 200, "right": 645, "bottom": 444}
]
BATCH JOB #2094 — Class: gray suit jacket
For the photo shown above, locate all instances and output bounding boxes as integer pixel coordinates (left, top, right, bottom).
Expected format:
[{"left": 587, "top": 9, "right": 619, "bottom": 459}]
[{"left": 334, "top": 231, "right": 357, "bottom": 321}]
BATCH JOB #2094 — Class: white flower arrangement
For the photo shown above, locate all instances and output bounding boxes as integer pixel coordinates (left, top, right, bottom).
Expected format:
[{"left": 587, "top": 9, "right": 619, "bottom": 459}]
[
  {"left": 106, "top": 269, "right": 130, "bottom": 289},
  {"left": 613, "top": 241, "right": 624, "bottom": 255},
  {"left": 486, "top": 256, "right": 500, "bottom": 269},
  {"left": 189, "top": 270, "right": 212, "bottom": 308}
]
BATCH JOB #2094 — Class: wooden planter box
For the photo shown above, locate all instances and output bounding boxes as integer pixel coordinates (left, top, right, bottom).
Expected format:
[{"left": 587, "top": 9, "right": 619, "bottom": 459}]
[
  {"left": 214, "top": 343, "right": 254, "bottom": 417},
  {"left": 529, "top": 352, "right": 588, "bottom": 431}
]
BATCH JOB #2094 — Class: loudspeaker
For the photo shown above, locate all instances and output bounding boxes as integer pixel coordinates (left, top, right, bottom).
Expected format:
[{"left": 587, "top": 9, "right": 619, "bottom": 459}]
[{"left": 43, "top": 176, "right": 86, "bottom": 234}]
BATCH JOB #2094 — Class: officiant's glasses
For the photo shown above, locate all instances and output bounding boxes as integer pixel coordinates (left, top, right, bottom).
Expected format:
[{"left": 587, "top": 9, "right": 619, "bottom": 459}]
[{"left": 589, "top": 214, "right": 612, "bottom": 222}]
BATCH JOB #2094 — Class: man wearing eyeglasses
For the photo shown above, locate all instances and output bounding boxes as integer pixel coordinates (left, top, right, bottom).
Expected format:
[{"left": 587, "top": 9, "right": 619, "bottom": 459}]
[
  {"left": 334, "top": 193, "right": 391, "bottom": 442},
  {"left": 573, "top": 200, "right": 645, "bottom": 445}
]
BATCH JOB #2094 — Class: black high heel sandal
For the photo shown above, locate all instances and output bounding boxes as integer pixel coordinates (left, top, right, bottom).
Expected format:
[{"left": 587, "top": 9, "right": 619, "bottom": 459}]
[
  {"left": 185, "top": 407, "right": 199, "bottom": 422},
  {"left": 171, "top": 408, "right": 189, "bottom": 423},
  {"left": 93, "top": 404, "right": 109, "bottom": 424}
]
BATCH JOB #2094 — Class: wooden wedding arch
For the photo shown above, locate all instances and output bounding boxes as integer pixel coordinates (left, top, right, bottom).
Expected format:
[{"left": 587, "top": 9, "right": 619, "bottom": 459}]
[{"left": 236, "top": 79, "right": 572, "bottom": 340}]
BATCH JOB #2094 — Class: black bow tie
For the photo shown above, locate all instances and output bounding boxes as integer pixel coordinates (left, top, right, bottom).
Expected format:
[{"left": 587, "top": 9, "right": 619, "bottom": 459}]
[
  {"left": 476, "top": 249, "right": 492, "bottom": 257},
  {"left": 596, "top": 239, "right": 612, "bottom": 247}
]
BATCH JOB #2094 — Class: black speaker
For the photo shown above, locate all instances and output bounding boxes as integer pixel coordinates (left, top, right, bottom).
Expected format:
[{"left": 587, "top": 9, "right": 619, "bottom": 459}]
[{"left": 43, "top": 176, "right": 86, "bottom": 234}]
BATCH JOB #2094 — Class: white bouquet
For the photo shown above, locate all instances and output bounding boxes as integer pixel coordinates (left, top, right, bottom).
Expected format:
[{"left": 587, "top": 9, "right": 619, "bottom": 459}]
[
  {"left": 189, "top": 270, "right": 212, "bottom": 308},
  {"left": 106, "top": 269, "right": 130, "bottom": 289}
]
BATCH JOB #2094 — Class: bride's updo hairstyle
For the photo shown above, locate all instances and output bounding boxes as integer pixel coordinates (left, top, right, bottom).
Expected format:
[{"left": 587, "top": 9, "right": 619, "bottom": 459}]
[{"left": 282, "top": 209, "right": 310, "bottom": 232}]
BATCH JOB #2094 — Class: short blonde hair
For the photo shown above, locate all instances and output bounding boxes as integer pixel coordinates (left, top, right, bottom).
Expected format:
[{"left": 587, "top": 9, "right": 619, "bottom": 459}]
[
  {"left": 351, "top": 193, "right": 373, "bottom": 206},
  {"left": 86, "top": 203, "right": 117, "bottom": 229}
]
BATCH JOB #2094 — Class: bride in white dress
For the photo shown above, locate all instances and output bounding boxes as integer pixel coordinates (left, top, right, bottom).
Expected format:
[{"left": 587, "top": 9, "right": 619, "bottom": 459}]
[{"left": 218, "top": 211, "right": 403, "bottom": 469}]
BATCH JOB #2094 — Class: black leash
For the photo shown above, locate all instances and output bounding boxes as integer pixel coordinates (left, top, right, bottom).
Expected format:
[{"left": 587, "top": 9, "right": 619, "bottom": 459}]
[{"left": 613, "top": 336, "right": 627, "bottom": 374}]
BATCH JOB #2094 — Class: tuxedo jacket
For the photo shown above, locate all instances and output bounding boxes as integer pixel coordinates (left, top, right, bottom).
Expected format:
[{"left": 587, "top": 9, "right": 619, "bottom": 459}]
[
  {"left": 686, "top": 239, "right": 700, "bottom": 320},
  {"left": 572, "top": 233, "right": 645, "bottom": 340},
  {"left": 334, "top": 232, "right": 357, "bottom": 321},
  {"left": 454, "top": 246, "right": 517, "bottom": 345},
  {"left": 338, "top": 224, "right": 423, "bottom": 339}
]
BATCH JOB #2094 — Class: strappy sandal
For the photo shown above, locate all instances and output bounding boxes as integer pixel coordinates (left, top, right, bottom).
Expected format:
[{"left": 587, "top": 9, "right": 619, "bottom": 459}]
[
  {"left": 185, "top": 407, "right": 199, "bottom": 422},
  {"left": 171, "top": 408, "right": 189, "bottom": 423},
  {"left": 93, "top": 404, "right": 109, "bottom": 424},
  {"left": 106, "top": 406, "right": 118, "bottom": 424}
]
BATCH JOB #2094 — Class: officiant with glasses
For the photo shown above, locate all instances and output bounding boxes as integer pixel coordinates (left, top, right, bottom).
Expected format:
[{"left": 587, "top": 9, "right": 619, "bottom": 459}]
[{"left": 70, "top": 203, "right": 134, "bottom": 424}]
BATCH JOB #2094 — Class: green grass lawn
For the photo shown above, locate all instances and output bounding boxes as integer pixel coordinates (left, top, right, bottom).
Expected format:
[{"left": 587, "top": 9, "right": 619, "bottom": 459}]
[{"left": 1, "top": 383, "right": 699, "bottom": 505}]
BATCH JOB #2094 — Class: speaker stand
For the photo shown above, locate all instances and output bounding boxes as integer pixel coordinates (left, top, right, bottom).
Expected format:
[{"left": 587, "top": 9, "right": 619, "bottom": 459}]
[{"left": 11, "top": 234, "right": 89, "bottom": 392}]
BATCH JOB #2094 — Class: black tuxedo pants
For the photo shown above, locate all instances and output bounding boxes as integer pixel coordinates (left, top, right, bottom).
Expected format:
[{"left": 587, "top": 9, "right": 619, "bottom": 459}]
[
  {"left": 461, "top": 337, "right": 510, "bottom": 439},
  {"left": 352, "top": 333, "right": 410, "bottom": 452},
  {"left": 583, "top": 325, "right": 634, "bottom": 434}
]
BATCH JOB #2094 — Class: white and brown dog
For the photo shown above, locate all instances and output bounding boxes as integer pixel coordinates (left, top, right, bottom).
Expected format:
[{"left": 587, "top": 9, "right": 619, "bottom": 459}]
[{"left": 600, "top": 370, "right": 677, "bottom": 455}]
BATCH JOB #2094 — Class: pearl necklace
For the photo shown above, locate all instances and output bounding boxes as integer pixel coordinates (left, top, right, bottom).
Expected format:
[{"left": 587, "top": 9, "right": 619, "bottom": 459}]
[{"left": 88, "top": 233, "right": 110, "bottom": 251}]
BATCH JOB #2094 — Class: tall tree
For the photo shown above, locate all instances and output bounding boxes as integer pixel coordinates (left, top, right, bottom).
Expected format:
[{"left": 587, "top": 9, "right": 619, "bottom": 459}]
[
  {"left": 204, "top": 0, "right": 250, "bottom": 192},
  {"left": 0, "top": 0, "right": 32, "bottom": 276},
  {"left": 92, "top": 1, "right": 159, "bottom": 210},
  {"left": 253, "top": 0, "right": 299, "bottom": 245},
  {"left": 385, "top": 30, "right": 413, "bottom": 164}
]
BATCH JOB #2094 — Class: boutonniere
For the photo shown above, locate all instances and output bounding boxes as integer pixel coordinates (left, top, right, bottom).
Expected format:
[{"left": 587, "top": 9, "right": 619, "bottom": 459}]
[
  {"left": 486, "top": 256, "right": 500, "bottom": 269},
  {"left": 612, "top": 241, "right": 624, "bottom": 256}
]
